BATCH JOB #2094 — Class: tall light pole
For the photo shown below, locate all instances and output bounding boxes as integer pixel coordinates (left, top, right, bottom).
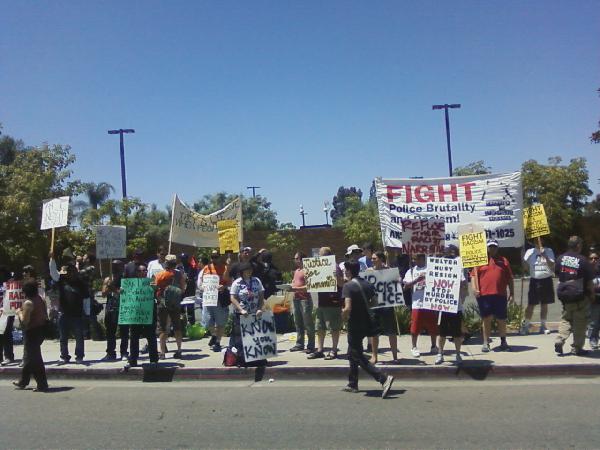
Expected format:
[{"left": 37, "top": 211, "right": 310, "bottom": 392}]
[
  {"left": 108, "top": 128, "right": 135, "bottom": 199},
  {"left": 323, "top": 201, "right": 330, "bottom": 225},
  {"left": 432, "top": 104, "right": 461, "bottom": 176},
  {"left": 246, "top": 186, "right": 261, "bottom": 198},
  {"left": 299, "top": 204, "right": 307, "bottom": 227}
]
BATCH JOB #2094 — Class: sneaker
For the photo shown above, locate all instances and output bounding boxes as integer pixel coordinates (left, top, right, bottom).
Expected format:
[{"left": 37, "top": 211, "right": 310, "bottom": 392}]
[
  {"left": 455, "top": 353, "right": 463, "bottom": 365},
  {"left": 124, "top": 360, "right": 138, "bottom": 369},
  {"left": 539, "top": 325, "right": 548, "bottom": 335},
  {"left": 411, "top": 347, "right": 420, "bottom": 357},
  {"left": 554, "top": 342, "right": 563, "bottom": 355},
  {"left": 434, "top": 354, "right": 444, "bottom": 365},
  {"left": 341, "top": 385, "right": 359, "bottom": 393},
  {"left": 0, "top": 360, "right": 11, "bottom": 366},
  {"left": 430, "top": 345, "right": 439, "bottom": 355},
  {"left": 590, "top": 339, "right": 599, "bottom": 350},
  {"left": 12, "top": 381, "right": 26, "bottom": 390},
  {"left": 57, "top": 357, "right": 70, "bottom": 365},
  {"left": 498, "top": 342, "right": 511, "bottom": 352},
  {"left": 519, "top": 324, "right": 530, "bottom": 336},
  {"left": 75, "top": 357, "right": 84, "bottom": 364},
  {"left": 173, "top": 350, "right": 182, "bottom": 359},
  {"left": 100, "top": 354, "right": 117, "bottom": 362},
  {"left": 141, "top": 344, "right": 148, "bottom": 354},
  {"left": 289, "top": 345, "right": 304, "bottom": 352},
  {"left": 481, "top": 344, "right": 490, "bottom": 353},
  {"left": 121, "top": 353, "right": 129, "bottom": 361},
  {"left": 381, "top": 375, "right": 394, "bottom": 399}
]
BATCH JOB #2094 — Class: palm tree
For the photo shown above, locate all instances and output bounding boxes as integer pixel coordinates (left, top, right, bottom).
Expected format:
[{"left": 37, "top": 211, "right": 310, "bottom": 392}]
[{"left": 73, "top": 182, "right": 115, "bottom": 223}]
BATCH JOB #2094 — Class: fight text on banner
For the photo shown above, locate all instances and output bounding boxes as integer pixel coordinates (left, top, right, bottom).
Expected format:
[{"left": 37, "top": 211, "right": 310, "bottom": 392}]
[
  {"left": 423, "top": 257, "right": 462, "bottom": 313},
  {"left": 523, "top": 204, "right": 550, "bottom": 239},
  {"left": 201, "top": 274, "right": 220, "bottom": 307},
  {"left": 40, "top": 196, "right": 70, "bottom": 230},
  {"left": 401, "top": 218, "right": 445, "bottom": 255},
  {"left": 217, "top": 220, "right": 240, "bottom": 254},
  {"left": 118, "top": 278, "right": 155, "bottom": 325},
  {"left": 375, "top": 172, "right": 524, "bottom": 248},
  {"left": 240, "top": 311, "right": 277, "bottom": 362},
  {"left": 303, "top": 255, "right": 337, "bottom": 293},
  {"left": 96, "top": 225, "right": 127, "bottom": 260},
  {"left": 359, "top": 268, "right": 404, "bottom": 308},
  {"left": 3, "top": 281, "right": 25, "bottom": 315},
  {"left": 459, "top": 231, "right": 488, "bottom": 268}
]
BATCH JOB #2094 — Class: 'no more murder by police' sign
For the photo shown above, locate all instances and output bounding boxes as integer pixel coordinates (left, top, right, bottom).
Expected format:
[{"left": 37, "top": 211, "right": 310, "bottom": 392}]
[
  {"left": 240, "top": 311, "right": 277, "bottom": 362},
  {"left": 303, "top": 255, "right": 337, "bottom": 292},
  {"left": 423, "top": 257, "right": 462, "bottom": 313},
  {"left": 359, "top": 268, "right": 404, "bottom": 308}
]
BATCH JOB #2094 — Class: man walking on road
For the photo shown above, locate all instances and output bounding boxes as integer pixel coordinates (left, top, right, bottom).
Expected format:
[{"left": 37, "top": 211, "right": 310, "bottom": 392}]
[
  {"left": 521, "top": 239, "right": 555, "bottom": 335},
  {"left": 554, "top": 236, "right": 595, "bottom": 356}
]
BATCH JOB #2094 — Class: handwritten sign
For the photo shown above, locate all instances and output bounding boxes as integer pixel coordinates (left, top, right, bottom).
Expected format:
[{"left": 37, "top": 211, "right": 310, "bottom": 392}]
[
  {"left": 302, "top": 255, "right": 337, "bottom": 292},
  {"left": 523, "top": 204, "right": 550, "bottom": 239},
  {"left": 459, "top": 230, "right": 488, "bottom": 268},
  {"left": 118, "top": 278, "right": 155, "bottom": 325},
  {"left": 217, "top": 219, "right": 240, "bottom": 253},
  {"left": 3, "top": 281, "right": 25, "bottom": 315},
  {"left": 359, "top": 268, "right": 404, "bottom": 308},
  {"left": 96, "top": 225, "right": 126, "bottom": 260},
  {"left": 401, "top": 218, "right": 445, "bottom": 255},
  {"left": 423, "top": 257, "right": 462, "bottom": 313},
  {"left": 240, "top": 311, "right": 277, "bottom": 362},
  {"left": 40, "top": 196, "right": 70, "bottom": 230},
  {"left": 201, "top": 274, "right": 220, "bottom": 307}
]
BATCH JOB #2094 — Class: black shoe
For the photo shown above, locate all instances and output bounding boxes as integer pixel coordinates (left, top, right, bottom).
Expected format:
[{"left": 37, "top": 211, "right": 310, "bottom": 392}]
[
  {"left": 33, "top": 386, "right": 49, "bottom": 392},
  {"left": 498, "top": 342, "right": 511, "bottom": 352},
  {"left": 208, "top": 336, "right": 216, "bottom": 346},
  {"left": 574, "top": 349, "right": 590, "bottom": 356},
  {"left": 57, "top": 357, "right": 70, "bottom": 365},
  {"left": 254, "top": 366, "right": 266, "bottom": 382},
  {"left": 212, "top": 343, "right": 222, "bottom": 353},
  {"left": 100, "top": 354, "right": 117, "bottom": 362},
  {"left": 289, "top": 345, "right": 304, "bottom": 352},
  {"left": 173, "top": 350, "right": 182, "bottom": 359},
  {"left": 341, "top": 385, "right": 359, "bottom": 393},
  {"left": 307, "top": 351, "right": 325, "bottom": 359},
  {"left": 382, "top": 375, "right": 395, "bottom": 399},
  {"left": 555, "top": 342, "right": 564, "bottom": 355},
  {"left": 1, "top": 359, "right": 15, "bottom": 366},
  {"left": 125, "top": 360, "right": 138, "bottom": 369},
  {"left": 75, "top": 357, "right": 84, "bottom": 364},
  {"left": 12, "top": 381, "right": 27, "bottom": 390}
]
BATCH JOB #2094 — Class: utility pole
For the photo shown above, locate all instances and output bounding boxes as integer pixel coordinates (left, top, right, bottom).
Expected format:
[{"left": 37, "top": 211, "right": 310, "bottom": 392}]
[
  {"left": 432, "top": 104, "right": 461, "bottom": 176},
  {"left": 246, "top": 186, "right": 261, "bottom": 198},
  {"left": 299, "top": 204, "right": 307, "bottom": 227},
  {"left": 323, "top": 201, "right": 330, "bottom": 225},
  {"left": 107, "top": 128, "right": 135, "bottom": 199}
]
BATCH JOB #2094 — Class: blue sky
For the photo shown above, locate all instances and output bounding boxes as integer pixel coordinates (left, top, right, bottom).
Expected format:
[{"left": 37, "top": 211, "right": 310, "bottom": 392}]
[{"left": 2, "top": 1, "right": 599, "bottom": 227}]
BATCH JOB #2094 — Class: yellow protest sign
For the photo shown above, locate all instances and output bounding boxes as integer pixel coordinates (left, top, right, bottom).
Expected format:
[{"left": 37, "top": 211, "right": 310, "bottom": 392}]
[
  {"left": 217, "top": 219, "right": 240, "bottom": 253},
  {"left": 459, "top": 231, "right": 488, "bottom": 268},
  {"left": 523, "top": 204, "right": 550, "bottom": 239}
]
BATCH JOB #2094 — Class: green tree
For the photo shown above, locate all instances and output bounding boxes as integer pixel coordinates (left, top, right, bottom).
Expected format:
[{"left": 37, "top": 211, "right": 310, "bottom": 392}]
[
  {"left": 266, "top": 226, "right": 300, "bottom": 262},
  {"left": 591, "top": 88, "right": 600, "bottom": 144},
  {"left": 452, "top": 160, "right": 492, "bottom": 176},
  {"left": 330, "top": 186, "right": 362, "bottom": 224},
  {"left": 334, "top": 197, "right": 381, "bottom": 247}
]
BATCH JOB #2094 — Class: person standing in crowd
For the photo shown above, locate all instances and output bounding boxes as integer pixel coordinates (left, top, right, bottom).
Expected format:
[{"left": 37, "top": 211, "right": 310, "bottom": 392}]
[
  {"left": 554, "top": 236, "right": 595, "bottom": 356},
  {"left": 0, "top": 268, "right": 16, "bottom": 366},
  {"left": 436, "top": 245, "right": 468, "bottom": 365},
  {"left": 359, "top": 243, "right": 374, "bottom": 269},
  {"left": 255, "top": 251, "right": 282, "bottom": 300},
  {"left": 289, "top": 251, "right": 315, "bottom": 353},
  {"left": 404, "top": 253, "right": 438, "bottom": 357},
  {"left": 520, "top": 239, "right": 555, "bottom": 335},
  {"left": 124, "top": 249, "right": 145, "bottom": 278},
  {"left": 199, "top": 250, "right": 231, "bottom": 352},
  {"left": 147, "top": 246, "right": 167, "bottom": 280},
  {"left": 343, "top": 244, "right": 367, "bottom": 272},
  {"left": 229, "top": 246, "right": 254, "bottom": 280},
  {"left": 178, "top": 253, "right": 199, "bottom": 324},
  {"left": 101, "top": 260, "right": 129, "bottom": 361},
  {"left": 587, "top": 252, "right": 600, "bottom": 349},
  {"left": 154, "top": 255, "right": 185, "bottom": 359},
  {"left": 341, "top": 261, "right": 394, "bottom": 398},
  {"left": 308, "top": 247, "right": 344, "bottom": 360},
  {"left": 368, "top": 251, "right": 399, "bottom": 364},
  {"left": 49, "top": 252, "right": 87, "bottom": 364},
  {"left": 78, "top": 253, "right": 101, "bottom": 340},
  {"left": 126, "top": 264, "right": 158, "bottom": 368},
  {"left": 472, "top": 239, "right": 515, "bottom": 352},
  {"left": 13, "top": 279, "right": 48, "bottom": 392}
]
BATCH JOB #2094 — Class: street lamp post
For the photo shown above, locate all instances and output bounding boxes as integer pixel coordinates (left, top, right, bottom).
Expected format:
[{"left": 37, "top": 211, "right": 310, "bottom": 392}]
[
  {"left": 432, "top": 104, "right": 461, "bottom": 176},
  {"left": 323, "top": 201, "right": 330, "bottom": 225},
  {"left": 246, "top": 186, "right": 261, "bottom": 198},
  {"left": 299, "top": 204, "right": 307, "bottom": 227},
  {"left": 107, "top": 128, "right": 135, "bottom": 199}
]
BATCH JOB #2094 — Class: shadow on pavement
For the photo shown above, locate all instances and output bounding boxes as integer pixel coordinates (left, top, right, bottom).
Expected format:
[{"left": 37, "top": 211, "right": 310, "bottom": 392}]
[
  {"left": 397, "top": 358, "right": 427, "bottom": 366},
  {"left": 493, "top": 345, "right": 537, "bottom": 353},
  {"left": 456, "top": 360, "right": 494, "bottom": 380},
  {"left": 363, "top": 388, "right": 406, "bottom": 399},
  {"left": 45, "top": 386, "right": 74, "bottom": 393},
  {"left": 179, "top": 354, "right": 208, "bottom": 361}
]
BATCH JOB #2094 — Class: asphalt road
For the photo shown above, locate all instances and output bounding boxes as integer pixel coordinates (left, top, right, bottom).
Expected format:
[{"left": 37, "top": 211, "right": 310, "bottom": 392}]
[{"left": 1, "top": 377, "right": 599, "bottom": 449}]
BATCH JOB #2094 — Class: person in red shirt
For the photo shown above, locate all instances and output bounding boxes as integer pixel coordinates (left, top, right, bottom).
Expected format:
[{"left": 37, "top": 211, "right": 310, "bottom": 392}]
[{"left": 471, "top": 239, "right": 515, "bottom": 352}]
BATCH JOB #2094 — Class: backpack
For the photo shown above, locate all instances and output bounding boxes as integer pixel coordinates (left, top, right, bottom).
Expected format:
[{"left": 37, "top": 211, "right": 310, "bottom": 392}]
[
  {"left": 160, "top": 272, "right": 183, "bottom": 312},
  {"left": 557, "top": 278, "right": 585, "bottom": 304},
  {"left": 223, "top": 347, "right": 239, "bottom": 367}
]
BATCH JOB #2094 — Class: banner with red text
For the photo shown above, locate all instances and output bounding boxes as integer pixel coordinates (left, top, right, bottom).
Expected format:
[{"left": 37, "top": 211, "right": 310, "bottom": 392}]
[{"left": 375, "top": 172, "right": 523, "bottom": 248}]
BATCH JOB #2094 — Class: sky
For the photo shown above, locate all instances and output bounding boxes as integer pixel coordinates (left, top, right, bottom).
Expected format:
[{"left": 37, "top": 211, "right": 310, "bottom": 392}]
[{"left": 2, "top": 1, "right": 599, "bottom": 227}]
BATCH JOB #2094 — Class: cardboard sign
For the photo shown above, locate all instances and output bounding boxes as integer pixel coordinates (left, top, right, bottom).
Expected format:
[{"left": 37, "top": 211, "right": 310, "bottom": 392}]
[
  {"left": 96, "top": 225, "right": 127, "bottom": 260},
  {"left": 459, "top": 231, "right": 488, "bottom": 268},
  {"left": 423, "top": 257, "right": 462, "bottom": 313},
  {"left": 201, "top": 274, "right": 220, "bottom": 307},
  {"left": 401, "top": 218, "right": 446, "bottom": 255},
  {"left": 302, "top": 255, "right": 337, "bottom": 292},
  {"left": 240, "top": 311, "right": 277, "bottom": 362},
  {"left": 3, "top": 281, "right": 25, "bottom": 315},
  {"left": 523, "top": 204, "right": 550, "bottom": 239},
  {"left": 359, "top": 268, "right": 404, "bottom": 308},
  {"left": 40, "top": 196, "right": 70, "bottom": 230},
  {"left": 217, "top": 219, "right": 240, "bottom": 253},
  {"left": 118, "top": 278, "right": 155, "bottom": 325}
]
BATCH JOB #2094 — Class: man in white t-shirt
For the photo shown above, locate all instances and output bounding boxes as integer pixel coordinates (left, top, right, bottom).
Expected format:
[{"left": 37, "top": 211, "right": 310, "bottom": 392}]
[
  {"left": 147, "top": 246, "right": 167, "bottom": 280},
  {"left": 520, "top": 239, "right": 555, "bottom": 335}
]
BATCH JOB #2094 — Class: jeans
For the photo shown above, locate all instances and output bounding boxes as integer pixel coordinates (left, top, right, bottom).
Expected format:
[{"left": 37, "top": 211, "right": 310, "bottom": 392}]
[
  {"left": 556, "top": 299, "right": 590, "bottom": 352},
  {"left": 587, "top": 302, "right": 600, "bottom": 344},
  {"left": 104, "top": 311, "right": 129, "bottom": 357},
  {"left": 58, "top": 313, "right": 85, "bottom": 360},
  {"left": 347, "top": 332, "right": 386, "bottom": 389},
  {"left": 129, "top": 324, "right": 158, "bottom": 364},
  {"left": 18, "top": 326, "right": 48, "bottom": 389},
  {"left": 0, "top": 315, "right": 15, "bottom": 361},
  {"left": 293, "top": 298, "right": 315, "bottom": 350}
]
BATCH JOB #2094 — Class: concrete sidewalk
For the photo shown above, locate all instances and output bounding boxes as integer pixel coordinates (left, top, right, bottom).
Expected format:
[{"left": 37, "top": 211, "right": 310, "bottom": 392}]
[{"left": 2, "top": 326, "right": 600, "bottom": 382}]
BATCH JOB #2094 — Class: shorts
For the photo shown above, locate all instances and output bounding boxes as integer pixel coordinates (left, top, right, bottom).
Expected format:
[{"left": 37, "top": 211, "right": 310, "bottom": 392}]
[
  {"left": 315, "top": 307, "right": 342, "bottom": 332},
  {"left": 410, "top": 309, "right": 439, "bottom": 335},
  {"left": 477, "top": 295, "right": 508, "bottom": 320},
  {"left": 528, "top": 277, "right": 555, "bottom": 305},
  {"left": 157, "top": 306, "right": 182, "bottom": 333},
  {"left": 439, "top": 311, "right": 463, "bottom": 338},
  {"left": 202, "top": 305, "right": 229, "bottom": 328},
  {"left": 372, "top": 308, "right": 398, "bottom": 336}
]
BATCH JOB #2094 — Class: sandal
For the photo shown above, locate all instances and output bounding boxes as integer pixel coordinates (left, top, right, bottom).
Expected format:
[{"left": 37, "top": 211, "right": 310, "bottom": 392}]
[{"left": 324, "top": 351, "right": 338, "bottom": 360}]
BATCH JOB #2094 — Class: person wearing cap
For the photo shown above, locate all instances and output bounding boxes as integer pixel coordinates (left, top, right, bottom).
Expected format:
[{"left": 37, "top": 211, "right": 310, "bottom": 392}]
[
  {"left": 147, "top": 246, "right": 167, "bottom": 280},
  {"left": 289, "top": 251, "right": 315, "bottom": 353},
  {"left": 471, "top": 239, "right": 515, "bottom": 352},
  {"left": 340, "top": 245, "right": 368, "bottom": 273},
  {"left": 228, "top": 247, "right": 254, "bottom": 281},
  {"left": 199, "top": 250, "right": 231, "bottom": 352},
  {"left": 101, "top": 260, "right": 129, "bottom": 361},
  {"left": 254, "top": 251, "right": 282, "bottom": 300},
  {"left": 49, "top": 251, "right": 88, "bottom": 364}
]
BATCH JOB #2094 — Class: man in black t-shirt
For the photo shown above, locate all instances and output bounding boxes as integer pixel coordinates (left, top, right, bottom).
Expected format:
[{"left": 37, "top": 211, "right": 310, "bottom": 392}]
[
  {"left": 554, "top": 236, "right": 595, "bottom": 356},
  {"left": 341, "top": 261, "right": 394, "bottom": 399}
]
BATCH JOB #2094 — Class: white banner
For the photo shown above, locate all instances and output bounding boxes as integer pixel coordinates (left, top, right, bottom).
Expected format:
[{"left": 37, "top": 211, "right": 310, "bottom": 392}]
[
  {"left": 201, "top": 274, "right": 220, "bottom": 307},
  {"left": 169, "top": 195, "right": 243, "bottom": 248},
  {"left": 303, "top": 255, "right": 337, "bottom": 293},
  {"left": 40, "top": 196, "right": 70, "bottom": 230},
  {"left": 375, "top": 172, "right": 524, "bottom": 248},
  {"left": 359, "top": 268, "right": 404, "bottom": 308},
  {"left": 240, "top": 311, "right": 277, "bottom": 362},
  {"left": 423, "top": 257, "right": 462, "bottom": 313},
  {"left": 96, "top": 225, "right": 127, "bottom": 260}
]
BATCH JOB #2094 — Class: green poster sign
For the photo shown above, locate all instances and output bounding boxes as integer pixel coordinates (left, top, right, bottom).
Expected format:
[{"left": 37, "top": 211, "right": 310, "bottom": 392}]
[{"left": 118, "top": 278, "right": 155, "bottom": 325}]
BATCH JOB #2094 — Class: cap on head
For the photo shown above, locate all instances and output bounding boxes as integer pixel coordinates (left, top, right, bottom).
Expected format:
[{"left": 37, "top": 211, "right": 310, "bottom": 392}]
[
  {"left": 345, "top": 244, "right": 361, "bottom": 256},
  {"left": 242, "top": 247, "right": 252, "bottom": 253},
  {"left": 487, "top": 239, "right": 499, "bottom": 247}
]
